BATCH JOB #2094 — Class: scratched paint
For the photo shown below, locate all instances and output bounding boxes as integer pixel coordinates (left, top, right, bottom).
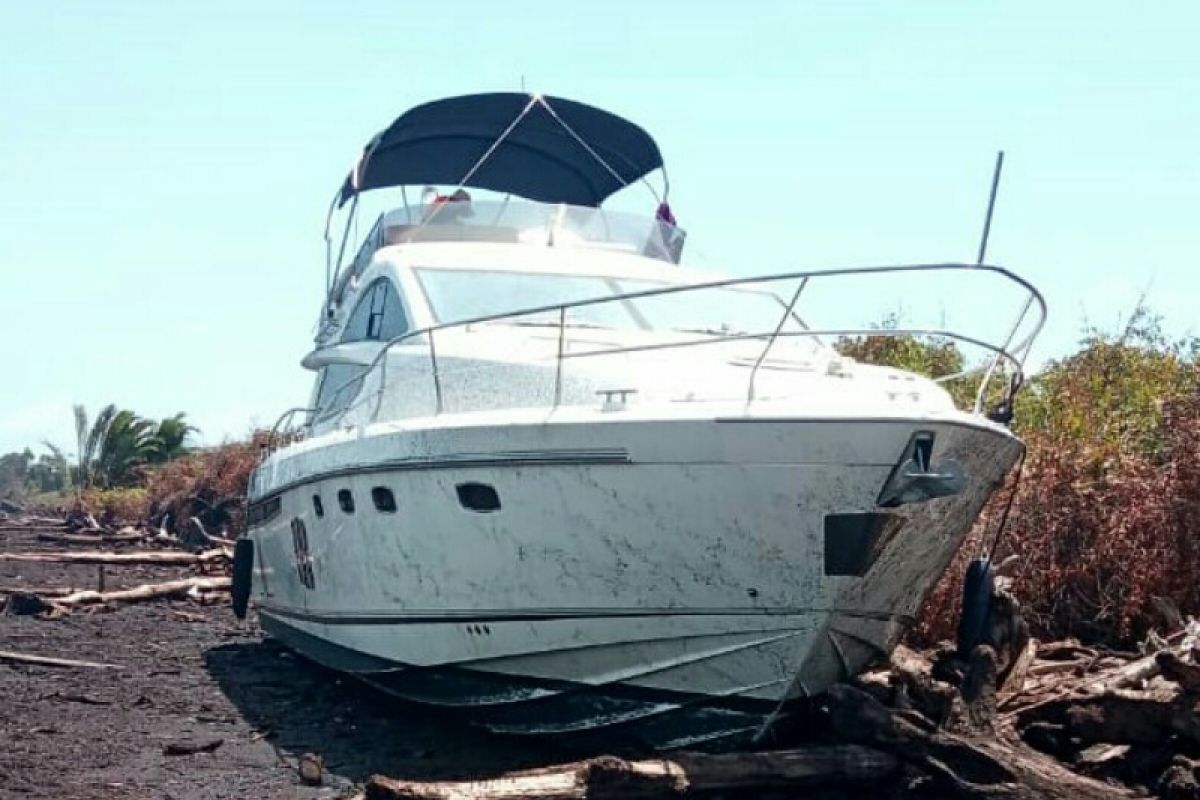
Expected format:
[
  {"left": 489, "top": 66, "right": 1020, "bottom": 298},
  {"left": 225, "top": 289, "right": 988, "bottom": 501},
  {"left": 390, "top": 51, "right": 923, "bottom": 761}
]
[{"left": 248, "top": 409, "right": 1019, "bottom": 742}]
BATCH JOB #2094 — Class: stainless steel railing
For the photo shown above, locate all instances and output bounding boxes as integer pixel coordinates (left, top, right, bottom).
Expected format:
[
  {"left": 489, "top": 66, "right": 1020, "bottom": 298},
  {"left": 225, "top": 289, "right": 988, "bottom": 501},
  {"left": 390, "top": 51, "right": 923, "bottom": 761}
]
[{"left": 268, "top": 263, "right": 1046, "bottom": 455}]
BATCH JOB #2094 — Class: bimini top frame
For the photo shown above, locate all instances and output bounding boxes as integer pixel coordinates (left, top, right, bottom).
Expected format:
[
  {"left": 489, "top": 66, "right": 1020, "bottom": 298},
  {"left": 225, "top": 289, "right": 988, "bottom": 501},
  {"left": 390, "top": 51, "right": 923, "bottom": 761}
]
[{"left": 323, "top": 93, "right": 671, "bottom": 297}]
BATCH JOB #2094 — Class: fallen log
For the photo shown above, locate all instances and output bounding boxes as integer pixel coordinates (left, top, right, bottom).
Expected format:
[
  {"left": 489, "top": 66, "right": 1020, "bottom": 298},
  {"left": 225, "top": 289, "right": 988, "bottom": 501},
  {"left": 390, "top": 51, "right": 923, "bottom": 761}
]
[
  {"left": 1060, "top": 692, "right": 1200, "bottom": 746},
  {"left": 1158, "top": 651, "right": 1200, "bottom": 693},
  {"left": 0, "top": 585, "right": 82, "bottom": 596},
  {"left": 365, "top": 746, "right": 899, "bottom": 800},
  {"left": 188, "top": 516, "right": 237, "bottom": 549},
  {"left": 163, "top": 738, "right": 224, "bottom": 756},
  {"left": 825, "top": 684, "right": 1131, "bottom": 799},
  {"left": 36, "top": 532, "right": 148, "bottom": 546},
  {"left": 1026, "top": 659, "right": 1088, "bottom": 677},
  {"left": 0, "top": 525, "right": 69, "bottom": 533},
  {"left": 0, "top": 548, "right": 228, "bottom": 565},
  {"left": 1002, "top": 619, "right": 1200, "bottom": 719},
  {"left": 0, "top": 649, "right": 122, "bottom": 669},
  {"left": 50, "top": 576, "right": 231, "bottom": 608},
  {"left": 999, "top": 639, "right": 1038, "bottom": 697}
]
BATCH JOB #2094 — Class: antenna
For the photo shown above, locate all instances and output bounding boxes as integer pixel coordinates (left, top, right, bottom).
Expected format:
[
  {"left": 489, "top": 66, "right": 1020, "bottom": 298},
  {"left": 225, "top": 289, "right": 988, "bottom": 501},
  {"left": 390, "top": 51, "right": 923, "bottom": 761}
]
[
  {"left": 520, "top": 75, "right": 526, "bottom": 93},
  {"left": 976, "top": 150, "right": 1005, "bottom": 265}
]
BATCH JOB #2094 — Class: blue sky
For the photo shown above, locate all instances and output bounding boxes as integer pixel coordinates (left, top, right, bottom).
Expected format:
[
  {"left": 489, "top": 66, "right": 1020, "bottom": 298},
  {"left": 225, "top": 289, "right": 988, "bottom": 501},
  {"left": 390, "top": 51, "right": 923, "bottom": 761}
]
[{"left": 1, "top": 2, "right": 1197, "bottom": 454}]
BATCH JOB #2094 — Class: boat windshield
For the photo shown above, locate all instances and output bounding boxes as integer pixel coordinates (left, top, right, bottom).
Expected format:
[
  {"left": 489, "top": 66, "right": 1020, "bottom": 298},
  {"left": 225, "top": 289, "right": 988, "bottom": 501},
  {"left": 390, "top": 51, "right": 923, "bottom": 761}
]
[{"left": 414, "top": 268, "right": 805, "bottom": 335}]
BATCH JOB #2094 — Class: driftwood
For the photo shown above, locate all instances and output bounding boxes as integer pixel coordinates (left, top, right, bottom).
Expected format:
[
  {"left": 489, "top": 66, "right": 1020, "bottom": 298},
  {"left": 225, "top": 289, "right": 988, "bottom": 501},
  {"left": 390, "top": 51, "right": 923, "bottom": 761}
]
[
  {"left": 0, "top": 525, "right": 73, "bottom": 534},
  {"left": 0, "top": 585, "right": 82, "bottom": 597},
  {"left": 998, "top": 639, "right": 1038, "bottom": 697},
  {"left": 1001, "top": 619, "right": 1200, "bottom": 719},
  {"left": 0, "top": 548, "right": 228, "bottom": 565},
  {"left": 187, "top": 516, "right": 237, "bottom": 549},
  {"left": 1158, "top": 651, "right": 1200, "bottom": 693},
  {"left": 825, "top": 684, "right": 1131, "bottom": 800},
  {"left": 1061, "top": 692, "right": 1200, "bottom": 746},
  {"left": 299, "top": 753, "right": 325, "bottom": 786},
  {"left": 50, "top": 576, "right": 231, "bottom": 609},
  {"left": 35, "top": 531, "right": 148, "bottom": 546},
  {"left": 0, "top": 649, "right": 122, "bottom": 669},
  {"left": 163, "top": 738, "right": 224, "bottom": 756},
  {"left": 365, "top": 747, "right": 899, "bottom": 800}
]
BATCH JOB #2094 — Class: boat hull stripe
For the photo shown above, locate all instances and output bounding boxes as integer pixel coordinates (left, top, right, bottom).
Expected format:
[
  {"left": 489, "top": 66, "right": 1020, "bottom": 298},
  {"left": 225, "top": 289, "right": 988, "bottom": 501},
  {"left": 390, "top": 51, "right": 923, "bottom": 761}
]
[
  {"left": 255, "top": 603, "right": 911, "bottom": 627},
  {"left": 250, "top": 448, "right": 630, "bottom": 503}
]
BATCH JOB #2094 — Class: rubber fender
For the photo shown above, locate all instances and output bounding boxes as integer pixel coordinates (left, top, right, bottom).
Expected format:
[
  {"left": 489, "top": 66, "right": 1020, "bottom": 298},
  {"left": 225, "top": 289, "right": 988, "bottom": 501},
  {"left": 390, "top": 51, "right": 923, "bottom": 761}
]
[
  {"left": 956, "top": 557, "right": 995, "bottom": 658},
  {"left": 231, "top": 538, "right": 254, "bottom": 620}
]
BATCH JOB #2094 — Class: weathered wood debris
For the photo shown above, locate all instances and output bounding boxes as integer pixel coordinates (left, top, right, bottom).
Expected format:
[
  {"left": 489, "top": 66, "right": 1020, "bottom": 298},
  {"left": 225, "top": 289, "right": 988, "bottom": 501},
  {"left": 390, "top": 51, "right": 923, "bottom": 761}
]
[
  {"left": 361, "top": 583, "right": 1200, "bottom": 799},
  {"left": 0, "top": 510, "right": 232, "bottom": 618}
]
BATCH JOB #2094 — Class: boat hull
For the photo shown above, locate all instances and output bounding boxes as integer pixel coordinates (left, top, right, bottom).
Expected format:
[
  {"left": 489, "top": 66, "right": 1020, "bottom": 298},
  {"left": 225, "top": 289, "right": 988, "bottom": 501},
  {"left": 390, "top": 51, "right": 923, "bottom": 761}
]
[{"left": 247, "top": 413, "right": 1020, "bottom": 748}]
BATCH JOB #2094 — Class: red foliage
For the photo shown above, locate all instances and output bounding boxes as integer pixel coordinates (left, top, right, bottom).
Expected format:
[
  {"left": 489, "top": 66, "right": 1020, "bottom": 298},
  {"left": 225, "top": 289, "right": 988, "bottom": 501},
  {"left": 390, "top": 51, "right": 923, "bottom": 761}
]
[{"left": 916, "top": 390, "right": 1200, "bottom": 647}]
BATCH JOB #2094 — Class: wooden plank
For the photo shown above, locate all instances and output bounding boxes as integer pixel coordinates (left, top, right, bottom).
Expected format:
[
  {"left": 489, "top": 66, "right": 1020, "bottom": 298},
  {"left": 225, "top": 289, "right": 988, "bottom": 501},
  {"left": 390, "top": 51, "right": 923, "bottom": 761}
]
[{"left": 0, "top": 650, "right": 122, "bottom": 670}]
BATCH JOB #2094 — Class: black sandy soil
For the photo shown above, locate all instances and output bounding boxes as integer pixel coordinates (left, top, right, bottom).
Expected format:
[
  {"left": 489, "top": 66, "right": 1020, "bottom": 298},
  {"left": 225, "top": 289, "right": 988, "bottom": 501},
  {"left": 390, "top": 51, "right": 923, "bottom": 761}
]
[{"left": 0, "top": 528, "right": 564, "bottom": 800}]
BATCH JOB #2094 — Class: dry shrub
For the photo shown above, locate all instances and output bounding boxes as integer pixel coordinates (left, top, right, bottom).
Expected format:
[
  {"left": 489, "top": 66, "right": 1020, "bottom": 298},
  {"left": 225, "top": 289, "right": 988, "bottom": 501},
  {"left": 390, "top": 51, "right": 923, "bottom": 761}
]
[
  {"left": 79, "top": 486, "right": 151, "bottom": 525},
  {"left": 143, "top": 434, "right": 265, "bottom": 537},
  {"left": 915, "top": 313, "right": 1200, "bottom": 647}
]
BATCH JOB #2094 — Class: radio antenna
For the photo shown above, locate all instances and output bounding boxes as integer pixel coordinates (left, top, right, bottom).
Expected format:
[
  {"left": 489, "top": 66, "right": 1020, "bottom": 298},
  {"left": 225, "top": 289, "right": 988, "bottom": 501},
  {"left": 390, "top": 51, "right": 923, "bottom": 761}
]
[{"left": 976, "top": 150, "right": 1005, "bottom": 265}]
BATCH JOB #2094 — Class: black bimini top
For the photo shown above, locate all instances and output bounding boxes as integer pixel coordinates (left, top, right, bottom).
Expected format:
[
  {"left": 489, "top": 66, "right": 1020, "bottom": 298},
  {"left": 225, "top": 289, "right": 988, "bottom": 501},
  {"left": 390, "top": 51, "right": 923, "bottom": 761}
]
[{"left": 337, "top": 93, "right": 664, "bottom": 208}]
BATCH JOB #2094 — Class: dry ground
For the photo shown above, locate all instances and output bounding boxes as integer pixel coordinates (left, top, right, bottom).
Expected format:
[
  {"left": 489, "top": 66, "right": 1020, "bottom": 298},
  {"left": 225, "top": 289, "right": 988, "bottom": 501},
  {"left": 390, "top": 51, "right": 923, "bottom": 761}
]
[{"left": 0, "top": 528, "right": 558, "bottom": 800}]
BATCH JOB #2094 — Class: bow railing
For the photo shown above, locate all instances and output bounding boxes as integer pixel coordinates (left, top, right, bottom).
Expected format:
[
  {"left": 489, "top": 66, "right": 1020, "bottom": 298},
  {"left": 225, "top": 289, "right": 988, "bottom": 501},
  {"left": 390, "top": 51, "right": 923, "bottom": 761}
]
[{"left": 268, "top": 263, "right": 1046, "bottom": 456}]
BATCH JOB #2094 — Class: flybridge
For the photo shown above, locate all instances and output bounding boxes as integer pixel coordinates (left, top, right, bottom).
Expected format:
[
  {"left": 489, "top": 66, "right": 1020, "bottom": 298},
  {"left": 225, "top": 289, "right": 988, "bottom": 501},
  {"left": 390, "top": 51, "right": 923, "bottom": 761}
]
[{"left": 324, "top": 93, "right": 681, "bottom": 300}]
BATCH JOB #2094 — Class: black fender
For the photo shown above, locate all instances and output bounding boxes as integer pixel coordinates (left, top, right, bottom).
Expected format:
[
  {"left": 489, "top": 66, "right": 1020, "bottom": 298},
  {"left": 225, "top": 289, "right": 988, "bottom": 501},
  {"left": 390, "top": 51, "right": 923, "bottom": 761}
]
[
  {"left": 231, "top": 538, "right": 254, "bottom": 620},
  {"left": 956, "top": 557, "right": 995, "bottom": 658}
]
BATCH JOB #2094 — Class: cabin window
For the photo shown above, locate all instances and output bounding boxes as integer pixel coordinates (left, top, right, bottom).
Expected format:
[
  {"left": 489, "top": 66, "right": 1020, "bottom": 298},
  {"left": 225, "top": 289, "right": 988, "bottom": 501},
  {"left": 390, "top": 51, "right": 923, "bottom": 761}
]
[
  {"left": 312, "top": 494, "right": 324, "bottom": 518},
  {"left": 341, "top": 278, "right": 410, "bottom": 343},
  {"left": 371, "top": 486, "right": 397, "bottom": 513},
  {"left": 337, "top": 489, "right": 355, "bottom": 514},
  {"left": 414, "top": 268, "right": 640, "bottom": 328},
  {"left": 456, "top": 482, "right": 501, "bottom": 513},
  {"left": 313, "top": 363, "right": 364, "bottom": 422}
]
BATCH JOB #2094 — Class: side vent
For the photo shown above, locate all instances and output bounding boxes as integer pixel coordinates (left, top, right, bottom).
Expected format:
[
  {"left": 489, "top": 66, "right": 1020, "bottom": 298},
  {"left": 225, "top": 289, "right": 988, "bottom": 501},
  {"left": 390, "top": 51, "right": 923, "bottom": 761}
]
[
  {"left": 246, "top": 496, "right": 282, "bottom": 528},
  {"left": 824, "top": 513, "right": 904, "bottom": 576},
  {"left": 456, "top": 482, "right": 501, "bottom": 513},
  {"left": 312, "top": 494, "right": 324, "bottom": 518}
]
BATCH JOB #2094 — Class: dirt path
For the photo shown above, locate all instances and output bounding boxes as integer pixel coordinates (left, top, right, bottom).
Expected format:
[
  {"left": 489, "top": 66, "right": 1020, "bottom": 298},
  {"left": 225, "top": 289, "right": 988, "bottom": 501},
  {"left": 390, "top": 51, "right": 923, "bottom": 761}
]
[{"left": 0, "top": 529, "right": 556, "bottom": 799}]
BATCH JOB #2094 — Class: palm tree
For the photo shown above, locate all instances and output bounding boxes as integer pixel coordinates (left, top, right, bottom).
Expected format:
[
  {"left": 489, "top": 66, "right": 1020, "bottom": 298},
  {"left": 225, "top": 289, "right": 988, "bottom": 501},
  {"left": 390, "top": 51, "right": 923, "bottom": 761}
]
[
  {"left": 74, "top": 403, "right": 119, "bottom": 490},
  {"left": 93, "top": 409, "right": 159, "bottom": 487},
  {"left": 72, "top": 406, "right": 199, "bottom": 488},
  {"left": 148, "top": 413, "right": 198, "bottom": 463},
  {"left": 73, "top": 404, "right": 90, "bottom": 492}
]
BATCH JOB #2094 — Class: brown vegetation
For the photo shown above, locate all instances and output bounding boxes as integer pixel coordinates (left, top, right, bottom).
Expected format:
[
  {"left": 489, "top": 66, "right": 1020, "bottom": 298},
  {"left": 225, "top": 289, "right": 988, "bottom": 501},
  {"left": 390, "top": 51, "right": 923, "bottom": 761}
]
[
  {"left": 79, "top": 434, "right": 263, "bottom": 538},
  {"left": 844, "top": 310, "right": 1200, "bottom": 648}
]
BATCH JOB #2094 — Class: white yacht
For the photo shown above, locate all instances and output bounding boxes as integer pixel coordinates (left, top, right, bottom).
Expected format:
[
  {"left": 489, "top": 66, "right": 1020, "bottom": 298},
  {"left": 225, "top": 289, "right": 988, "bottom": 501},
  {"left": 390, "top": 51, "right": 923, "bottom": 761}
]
[{"left": 239, "top": 93, "right": 1045, "bottom": 749}]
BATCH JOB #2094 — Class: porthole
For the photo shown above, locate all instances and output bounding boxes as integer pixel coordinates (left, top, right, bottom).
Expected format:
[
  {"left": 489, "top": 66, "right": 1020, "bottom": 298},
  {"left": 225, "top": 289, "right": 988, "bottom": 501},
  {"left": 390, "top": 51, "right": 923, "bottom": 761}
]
[
  {"left": 372, "top": 486, "right": 397, "bottom": 513},
  {"left": 312, "top": 494, "right": 324, "bottom": 518},
  {"left": 456, "top": 482, "right": 501, "bottom": 513},
  {"left": 337, "top": 489, "right": 355, "bottom": 514}
]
